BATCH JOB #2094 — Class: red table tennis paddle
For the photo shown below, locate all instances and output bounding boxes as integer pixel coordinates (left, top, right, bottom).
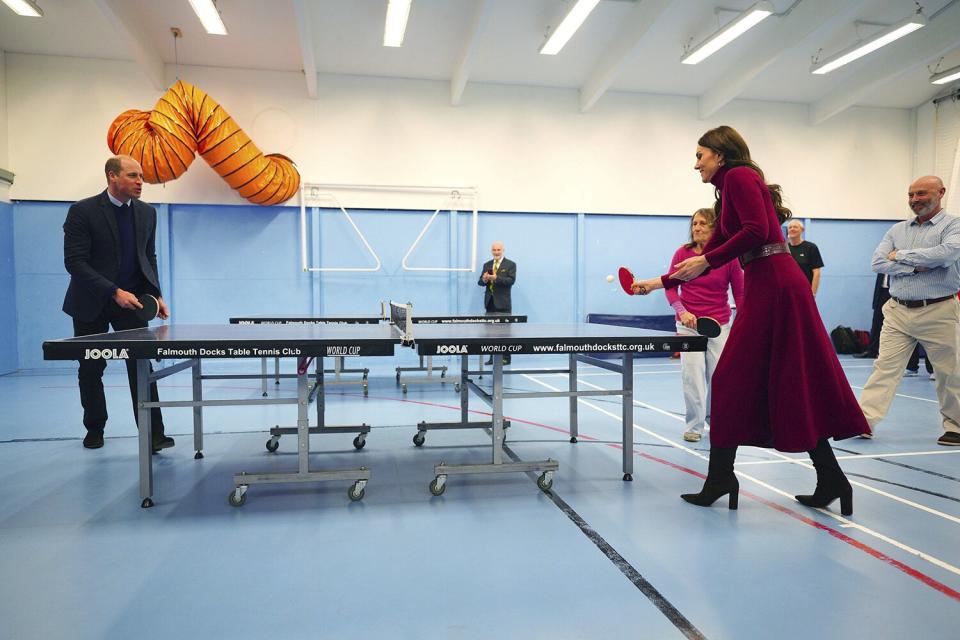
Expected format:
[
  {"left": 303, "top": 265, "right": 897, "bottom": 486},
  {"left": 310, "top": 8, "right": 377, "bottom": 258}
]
[
  {"left": 136, "top": 294, "right": 159, "bottom": 322},
  {"left": 696, "top": 316, "right": 722, "bottom": 338},
  {"left": 618, "top": 266, "right": 637, "bottom": 295}
]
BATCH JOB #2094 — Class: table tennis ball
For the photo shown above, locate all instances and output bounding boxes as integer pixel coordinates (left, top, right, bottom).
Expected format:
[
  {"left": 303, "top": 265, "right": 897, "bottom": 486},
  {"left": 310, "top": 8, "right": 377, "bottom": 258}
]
[{"left": 606, "top": 274, "right": 614, "bottom": 283}]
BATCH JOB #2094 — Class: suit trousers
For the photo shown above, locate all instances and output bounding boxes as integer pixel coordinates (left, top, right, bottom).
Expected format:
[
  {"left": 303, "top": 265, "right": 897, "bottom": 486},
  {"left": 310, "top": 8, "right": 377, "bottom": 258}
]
[
  {"left": 859, "top": 297, "right": 960, "bottom": 434},
  {"left": 677, "top": 321, "right": 731, "bottom": 435},
  {"left": 72, "top": 301, "right": 165, "bottom": 435}
]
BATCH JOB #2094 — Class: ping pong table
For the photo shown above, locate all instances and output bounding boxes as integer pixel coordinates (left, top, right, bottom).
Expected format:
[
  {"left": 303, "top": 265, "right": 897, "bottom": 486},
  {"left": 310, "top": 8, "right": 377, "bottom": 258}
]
[
  {"left": 230, "top": 310, "right": 526, "bottom": 395},
  {"left": 43, "top": 304, "right": 705, "bottom": 507}
]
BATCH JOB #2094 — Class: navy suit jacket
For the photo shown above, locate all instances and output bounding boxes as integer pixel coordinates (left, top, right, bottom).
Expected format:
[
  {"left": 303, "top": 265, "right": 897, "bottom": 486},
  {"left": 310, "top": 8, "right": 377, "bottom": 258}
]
[
  {"left": 62, "top": 190, "right": 162, "bottom": 322},
  {"left": 478, "top": 257, "right": 516, "bottom": 313}
]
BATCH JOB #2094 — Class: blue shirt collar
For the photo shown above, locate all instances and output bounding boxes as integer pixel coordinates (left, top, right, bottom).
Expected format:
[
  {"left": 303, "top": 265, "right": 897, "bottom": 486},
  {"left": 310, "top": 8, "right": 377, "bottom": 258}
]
[
  {"left": 107, "top": 191, "right": 131, "bottom": 208},
  {"left": 909, "top": 209, "right": 946, "bottom": 226}
]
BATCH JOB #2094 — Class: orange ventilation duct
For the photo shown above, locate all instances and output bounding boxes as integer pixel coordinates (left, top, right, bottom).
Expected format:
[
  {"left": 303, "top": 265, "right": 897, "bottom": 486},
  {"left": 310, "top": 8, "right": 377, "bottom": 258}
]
[{"left": 108, "top": 80, "right": 300, "bottom": 206}]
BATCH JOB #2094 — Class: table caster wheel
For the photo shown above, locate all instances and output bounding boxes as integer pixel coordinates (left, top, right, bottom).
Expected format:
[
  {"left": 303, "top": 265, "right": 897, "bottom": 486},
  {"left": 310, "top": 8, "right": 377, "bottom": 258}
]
[
  {"left": 353, "top": 435, "right": 366, "bottom": 450},
  {"left": 623, "top": 473, "right": 633, "bottom": 482},
  {"left": 429, "top": 475, "right": 447, "bottom": 496},
  {"left": 348, "top": 481, "right": 366, "bottom": 502},
  {"left": 401, "top": 384, "right": 408, "bottom": 394},
  {"left": 228, "top": 486, "right": 248, "bottom": 507},
  {"left": 569, "top": 436, "right": 578, "bottom": 443},
  {"left": 266, "top": 437, "right": 280, "bottom": 453},
  {"left": 140, "top": 498, "right": 154, "bottom": 508},
  {"left": 194, "top": 451, "right": 204, "bottom": 460},
  {"left": 413, "top": 431, "right": 426, "bottom": 447},
  {"left": 363, "top": 384, "right": 369, "bottom": 397},
  {"left": 537, "top": 472, "right": 554, "bottom": 492},
  {"left": 454, "top": 383, "right": 461, "bottom": 393}
]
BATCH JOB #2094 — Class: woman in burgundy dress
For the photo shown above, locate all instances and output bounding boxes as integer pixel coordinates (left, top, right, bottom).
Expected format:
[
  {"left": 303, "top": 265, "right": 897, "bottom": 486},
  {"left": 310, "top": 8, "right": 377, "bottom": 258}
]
[{"left": 634, "top": 125, "right": 866, "bottom": 515}]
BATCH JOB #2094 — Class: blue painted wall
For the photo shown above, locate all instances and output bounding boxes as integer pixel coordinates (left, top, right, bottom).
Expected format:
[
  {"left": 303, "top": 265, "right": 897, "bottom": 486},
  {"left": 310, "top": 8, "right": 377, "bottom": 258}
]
[
  {"left": 0, "top": 202, "right": 17, "bottom": 374},
  {"left": 12, "top": 200, "right": 894, "bottom": 369}
]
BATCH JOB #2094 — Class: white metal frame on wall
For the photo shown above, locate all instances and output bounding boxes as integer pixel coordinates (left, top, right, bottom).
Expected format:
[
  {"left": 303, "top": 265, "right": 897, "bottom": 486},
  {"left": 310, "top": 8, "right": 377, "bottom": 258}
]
[{"left": 299, "top": 183, "right": 478, "bottom": 273}]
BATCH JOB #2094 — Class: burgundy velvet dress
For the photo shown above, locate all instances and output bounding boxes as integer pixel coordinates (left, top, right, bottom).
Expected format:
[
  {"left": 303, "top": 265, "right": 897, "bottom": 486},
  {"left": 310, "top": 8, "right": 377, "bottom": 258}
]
[{"left": 661, "top": 165, "right": 868, "bottom": 452}]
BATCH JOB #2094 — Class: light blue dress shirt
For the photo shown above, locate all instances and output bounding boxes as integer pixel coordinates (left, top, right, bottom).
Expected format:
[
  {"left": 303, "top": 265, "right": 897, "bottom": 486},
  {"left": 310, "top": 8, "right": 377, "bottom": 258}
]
[{"left": 872, "top": 210, "right": 960, "bottom": 301}]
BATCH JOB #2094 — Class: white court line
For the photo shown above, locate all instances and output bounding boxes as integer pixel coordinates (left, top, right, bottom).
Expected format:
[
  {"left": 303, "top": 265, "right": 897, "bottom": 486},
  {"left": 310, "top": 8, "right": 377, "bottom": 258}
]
[
  {"left": 739, "top": 449, "right": 960, "bottom": 465},
  {"left": 538, "top": 371, "right": 679, "bottom": 378},
  {"left": 523, "top": 373, "right": 960, "bottom": 579},
  {"left": 849, "top": 384, "right": 938, "bottom": 404}
]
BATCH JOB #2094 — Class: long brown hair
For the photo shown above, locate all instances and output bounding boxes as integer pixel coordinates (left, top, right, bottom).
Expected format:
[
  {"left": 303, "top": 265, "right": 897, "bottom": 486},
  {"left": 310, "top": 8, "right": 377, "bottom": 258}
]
[
  {"left": 698, "top": 125, "right": 792, "bottom": 224},
  {"left": 684, "top": 207, "right": 716, "bottom": 250}
]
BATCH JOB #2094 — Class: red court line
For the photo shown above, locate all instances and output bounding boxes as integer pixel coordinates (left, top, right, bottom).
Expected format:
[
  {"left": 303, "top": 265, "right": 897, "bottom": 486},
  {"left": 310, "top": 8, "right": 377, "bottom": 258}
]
[
  {"left": 40, "top": 382, "right": 960, "bottom": 600},
  {"left": 642, "top": 452, "right": 960, "bottom": 603},
  {"left": 367, "top": 393, "right": 960, "bottom": 602}
]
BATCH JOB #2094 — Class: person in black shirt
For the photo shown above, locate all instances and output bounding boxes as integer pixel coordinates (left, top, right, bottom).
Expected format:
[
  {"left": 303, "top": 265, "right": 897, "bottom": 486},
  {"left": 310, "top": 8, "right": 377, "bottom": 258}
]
[{"left": 787, "top": 220, "right": 824, "bottom": 295}]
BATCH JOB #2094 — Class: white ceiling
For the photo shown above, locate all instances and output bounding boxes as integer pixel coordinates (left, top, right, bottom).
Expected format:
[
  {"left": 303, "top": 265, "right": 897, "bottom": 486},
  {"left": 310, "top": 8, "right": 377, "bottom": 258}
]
[{"left": 1, "top": 0, "right": 959, "bottom": 121}]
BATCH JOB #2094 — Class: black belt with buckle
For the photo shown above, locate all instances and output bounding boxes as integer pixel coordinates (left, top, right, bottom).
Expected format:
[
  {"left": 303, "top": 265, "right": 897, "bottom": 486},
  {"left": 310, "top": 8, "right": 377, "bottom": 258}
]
[
  {"left": 891, "top": 294, "right": 956, "bottom": 308},
  {"left": 739, "top": 242, "right": 790, "bottom": 267}
]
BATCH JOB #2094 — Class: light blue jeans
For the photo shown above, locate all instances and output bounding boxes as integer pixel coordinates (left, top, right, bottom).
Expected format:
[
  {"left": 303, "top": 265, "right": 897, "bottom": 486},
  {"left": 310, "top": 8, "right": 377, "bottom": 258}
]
[{"left": 677, "top": 321, "right": 731, "bottom": 435}]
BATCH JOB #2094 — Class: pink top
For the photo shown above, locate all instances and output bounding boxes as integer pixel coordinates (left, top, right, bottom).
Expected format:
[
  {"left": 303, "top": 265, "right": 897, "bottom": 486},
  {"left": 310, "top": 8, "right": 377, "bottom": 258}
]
[{"left": 664, "top": 245, "right": 744, "bottom": 324}]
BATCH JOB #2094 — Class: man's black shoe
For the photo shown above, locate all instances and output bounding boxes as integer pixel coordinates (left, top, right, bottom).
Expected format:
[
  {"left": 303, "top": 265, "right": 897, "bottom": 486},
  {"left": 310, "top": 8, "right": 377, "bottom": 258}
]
[
  {"left": 83, "top": 432, "right": 104, "bottom": 449},
  {"left": 484, "top": 358, "right": 493, "bottom": 365},
  {"left": 853, "top": 351, "right": 877, "bottom": 359},
  {"left": 152, "top": 435, "right": 175, "bottom": 453}
]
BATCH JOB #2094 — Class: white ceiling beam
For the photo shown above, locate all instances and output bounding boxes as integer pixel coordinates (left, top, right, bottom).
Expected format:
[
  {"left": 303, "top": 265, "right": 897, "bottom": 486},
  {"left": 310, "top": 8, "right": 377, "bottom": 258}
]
[
  {"left": 292, "top": 0, "right": 318, "bottom": 98},
  {"left": 579, "top": 0, "right": 673, "bottom": 112},
  {"left": 92, "top": 0, "right": 166, "bottom": 91},
  {"left": 450, "top": 0, "right": 491, "bottom": 106},
  {"left": 698, "top": 0, "right": 869, "bottom": 119},
  {"left": 811, "top": 1, "right": 960, "bottom": 125}
]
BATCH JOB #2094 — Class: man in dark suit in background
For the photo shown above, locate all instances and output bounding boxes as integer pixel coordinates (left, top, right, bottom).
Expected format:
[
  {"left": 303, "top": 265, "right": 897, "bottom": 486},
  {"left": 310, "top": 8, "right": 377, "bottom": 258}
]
[
  {"left": 62, "top": 155, "right": 174, "bottom": 451},
  {"left": 855, "top": 273, "right": 890, "bottom": 359},
  {"left": 478, "top": 240, "right": 516, "bottom": 364}
]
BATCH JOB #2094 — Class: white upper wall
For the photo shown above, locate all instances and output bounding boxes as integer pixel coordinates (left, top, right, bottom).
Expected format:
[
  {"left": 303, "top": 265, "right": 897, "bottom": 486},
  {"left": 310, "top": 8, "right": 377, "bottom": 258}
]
[{"left": 6, "top": 52, "right": 915, "bottom": 219}]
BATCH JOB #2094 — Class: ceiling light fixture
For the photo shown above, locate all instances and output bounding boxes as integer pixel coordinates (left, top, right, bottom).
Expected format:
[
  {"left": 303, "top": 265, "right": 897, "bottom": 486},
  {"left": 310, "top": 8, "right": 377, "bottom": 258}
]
[
  {"left": 538, "top": 0, "right": 601, "bottom": 56},
  {"left": 681, "top": 1, "right": 774, "bottom": 65},
  {"left": 383, "top": 0, "right": 412, "bottom": 47},
  {"left": 930, "top": 64, "right": 960, "bottom": 85},
  {"left": 1, "top": 0, "right": 43, "bottom": 17},
  {"left": 187, "top": 0, "right": 227, "bottom": 36},
  {"left": 811, "top": 13, "right": 926, "bottom": 75}
]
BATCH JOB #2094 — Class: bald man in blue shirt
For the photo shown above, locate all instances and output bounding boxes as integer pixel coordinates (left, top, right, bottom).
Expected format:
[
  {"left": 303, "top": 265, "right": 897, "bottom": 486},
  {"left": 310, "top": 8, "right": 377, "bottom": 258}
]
[{"left": 859, "top": 176, "right": 960, "bottom": 446}]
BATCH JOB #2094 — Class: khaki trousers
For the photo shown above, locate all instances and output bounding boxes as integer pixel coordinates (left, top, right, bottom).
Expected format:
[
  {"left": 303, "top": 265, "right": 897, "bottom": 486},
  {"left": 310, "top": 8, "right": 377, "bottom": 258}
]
[{"left": 859, "top": 297, "right": 960, "bottom": 434}]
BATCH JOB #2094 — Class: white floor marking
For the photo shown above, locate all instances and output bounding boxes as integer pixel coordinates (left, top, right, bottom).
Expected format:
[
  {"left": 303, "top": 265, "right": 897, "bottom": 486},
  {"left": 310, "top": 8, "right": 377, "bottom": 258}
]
[
  {"left": 849, "top": 384, "right": 939, "bottom": 404},
  {"left": 523, "top": 373, "right": 960, "bottom": 580},
  {"left": 739, "top": 450, "right": 960, "bottom": 465}
]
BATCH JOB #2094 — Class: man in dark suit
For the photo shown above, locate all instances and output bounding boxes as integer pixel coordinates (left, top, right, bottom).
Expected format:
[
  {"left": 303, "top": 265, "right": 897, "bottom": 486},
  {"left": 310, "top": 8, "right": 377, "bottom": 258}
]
[
  {"left": 855, "top": 273, "right": 890, "bottom": 358},
  {"left": 63, "top": 155, "right": 174, "bottom": 451},
  {"left": 478, "top": 241, "right": 516, "bottom": 364}
]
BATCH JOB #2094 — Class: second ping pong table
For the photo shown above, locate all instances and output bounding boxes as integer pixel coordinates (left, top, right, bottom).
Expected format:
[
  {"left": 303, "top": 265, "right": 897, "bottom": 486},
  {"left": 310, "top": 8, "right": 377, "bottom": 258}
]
[
  {"left": 42, "top": 303, "right": 706, "bottom": 508},
  {"left": 229, "top": 310, "right": 527, "bottom": 395}
]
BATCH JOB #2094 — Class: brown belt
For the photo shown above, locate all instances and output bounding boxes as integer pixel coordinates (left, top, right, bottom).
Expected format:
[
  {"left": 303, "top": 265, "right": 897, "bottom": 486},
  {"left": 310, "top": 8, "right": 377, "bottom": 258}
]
[
  {"left": 739, "top": 242, "right": 789, "bottom": 267},
  {"left": 890, "top": 294, "right": 956, "bottom": 308}
]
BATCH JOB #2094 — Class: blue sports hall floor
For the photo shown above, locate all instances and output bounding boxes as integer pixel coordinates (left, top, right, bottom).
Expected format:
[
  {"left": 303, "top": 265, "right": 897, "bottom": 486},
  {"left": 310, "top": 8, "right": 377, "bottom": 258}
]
[{"left": 0, "top": 354, "right": 957, "bottom": 639}]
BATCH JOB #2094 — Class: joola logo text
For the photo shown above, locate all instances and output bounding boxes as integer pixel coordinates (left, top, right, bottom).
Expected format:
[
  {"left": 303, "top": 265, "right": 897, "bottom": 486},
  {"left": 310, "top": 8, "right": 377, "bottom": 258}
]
[
  {"left": 436, "top": 344, "right": 468, "bottom": 354},
  {"left": 84, "top": 348, "right": 129, "bottom": 360}
]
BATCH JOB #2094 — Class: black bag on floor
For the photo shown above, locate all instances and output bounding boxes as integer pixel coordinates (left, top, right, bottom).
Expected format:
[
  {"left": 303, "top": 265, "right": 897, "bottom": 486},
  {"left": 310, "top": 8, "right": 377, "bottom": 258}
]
[{"left": 830, "top": 326, "right": 859, "bottom": 354}]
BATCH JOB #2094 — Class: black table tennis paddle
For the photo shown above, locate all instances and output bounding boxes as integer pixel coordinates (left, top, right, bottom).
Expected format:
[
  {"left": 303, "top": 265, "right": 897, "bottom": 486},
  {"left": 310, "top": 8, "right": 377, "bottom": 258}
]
[
  {"left": 696, "top": 316, "right": 721, "bottom": 338},
  {"left": 136, "top": 294, "right": 159, "bottom": 322}
]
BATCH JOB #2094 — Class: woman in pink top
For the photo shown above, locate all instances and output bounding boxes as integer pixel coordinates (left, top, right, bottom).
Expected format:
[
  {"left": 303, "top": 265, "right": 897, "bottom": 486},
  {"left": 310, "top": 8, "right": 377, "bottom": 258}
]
[
  {"left": 633, "top": 126, "right": 866, "bottom": 516},
  {"left": 666, "top": 208, "right": 744, "bottom": 443}
]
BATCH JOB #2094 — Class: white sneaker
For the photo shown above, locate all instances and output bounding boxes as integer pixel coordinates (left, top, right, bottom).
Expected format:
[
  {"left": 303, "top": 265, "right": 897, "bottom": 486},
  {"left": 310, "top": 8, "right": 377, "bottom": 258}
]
[
  {"left": 904, "top": 369, "right": 919, "bottom": 377},
  {"left": 930, "top": 372, "right": 937, "bottom": 380},
  {"left": 683, "top": 430, "right": 702, "bottom": 442}
]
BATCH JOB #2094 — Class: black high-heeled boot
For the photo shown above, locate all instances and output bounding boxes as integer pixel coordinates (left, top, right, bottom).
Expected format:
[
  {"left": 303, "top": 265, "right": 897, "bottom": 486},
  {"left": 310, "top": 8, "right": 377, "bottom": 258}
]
[
  {"left": 795, "top": 438, "right": 853, "bottom": 516},
  {"left": 681, "top": 446, "right": 739, "bottom": 509}
]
